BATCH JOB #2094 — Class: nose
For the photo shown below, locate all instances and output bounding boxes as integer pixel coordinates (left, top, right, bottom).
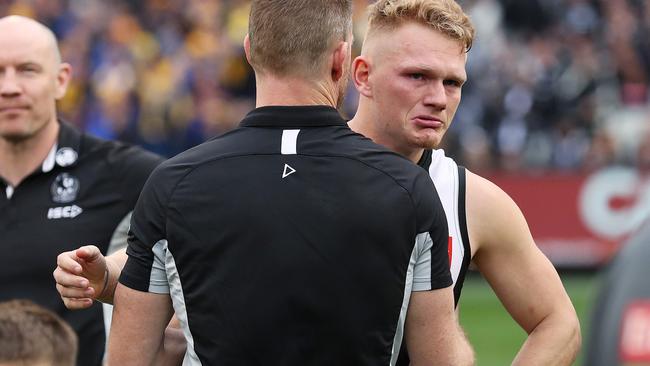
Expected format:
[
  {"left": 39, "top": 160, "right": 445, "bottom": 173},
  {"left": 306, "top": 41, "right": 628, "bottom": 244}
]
[
  {"left": 422, "top": 80, "right": 446, "bottom": 110},
  {"left": 0, "top": 69, "right": 22, "bottom": 97}
]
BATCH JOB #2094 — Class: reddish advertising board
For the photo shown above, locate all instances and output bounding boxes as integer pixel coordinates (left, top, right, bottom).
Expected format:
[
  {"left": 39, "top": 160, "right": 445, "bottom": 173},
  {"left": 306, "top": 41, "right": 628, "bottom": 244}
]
[
  {"left": 487, "top": 167, "right": 650, "bottom": 267},
  {"left": 620, "top": 301, "right": 650, "bottom": 363}
]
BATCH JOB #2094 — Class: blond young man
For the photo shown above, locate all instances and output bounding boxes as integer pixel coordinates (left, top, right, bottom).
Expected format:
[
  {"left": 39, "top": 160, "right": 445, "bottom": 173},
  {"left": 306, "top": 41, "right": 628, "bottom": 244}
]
[
  {"left": 89, "top": 1, "right": 473, "bottom": 365},
  {"left": 348, "top": 0, "right": 581, "bottom": 365}
]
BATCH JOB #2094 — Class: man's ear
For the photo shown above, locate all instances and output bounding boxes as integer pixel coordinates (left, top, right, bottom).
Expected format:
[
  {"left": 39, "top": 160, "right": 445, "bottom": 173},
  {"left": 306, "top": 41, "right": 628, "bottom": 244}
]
[
  {"left": 244, "top": 34, "right": 252, "bottom": 64},
  {"left": 54, "top": 63, "right": 72, "bottom": 100},
  {"left": 331, "top": 40, "right": 349, "bottom": 83},
  {"left": 352, "top": 56, "right": 372, "bottom": 98}
]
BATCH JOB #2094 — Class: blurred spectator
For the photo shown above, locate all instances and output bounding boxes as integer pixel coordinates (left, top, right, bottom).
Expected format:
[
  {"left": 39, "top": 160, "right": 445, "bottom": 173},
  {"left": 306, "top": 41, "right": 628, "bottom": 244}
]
[
  {"left": 0, "top": 299, "right": 77, "bottom": 366},
  {"left": 2, "top": 0, "right": 649, "bottom": 169}
]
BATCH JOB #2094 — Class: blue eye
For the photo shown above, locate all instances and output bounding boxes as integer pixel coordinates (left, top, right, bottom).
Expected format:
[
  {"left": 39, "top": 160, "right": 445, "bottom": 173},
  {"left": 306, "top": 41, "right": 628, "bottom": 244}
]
[{"left": 410, "top": 73, "right": 424, "bottom": 80}]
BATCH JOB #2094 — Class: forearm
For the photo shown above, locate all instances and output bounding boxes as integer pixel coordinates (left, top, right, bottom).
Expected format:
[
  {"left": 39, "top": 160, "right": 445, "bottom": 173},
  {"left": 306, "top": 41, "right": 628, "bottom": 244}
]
[
  {"left": 154, "top": 323, "right": 186, "bottom": 366},
  {"left": 512, "top": 312, "right": 581, "bottom": 366},
  {"left": 97, "top": 249, "right": 128, "bottom": 304},
  {"left": 453, "top": 323, "right": 475, "bottom": 366}
]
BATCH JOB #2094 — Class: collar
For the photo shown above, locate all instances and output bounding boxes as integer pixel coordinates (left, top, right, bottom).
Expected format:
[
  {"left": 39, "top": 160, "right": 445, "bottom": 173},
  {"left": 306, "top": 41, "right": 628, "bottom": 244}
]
[
  {"left": 41, "top": 120, "right": 82, "bottom": 173},
  {"left": 417, "top": 149, "right": 433, "bottom": 171},
  {"left": 239, "top": 106, "right": 347, "bottom": 128}
]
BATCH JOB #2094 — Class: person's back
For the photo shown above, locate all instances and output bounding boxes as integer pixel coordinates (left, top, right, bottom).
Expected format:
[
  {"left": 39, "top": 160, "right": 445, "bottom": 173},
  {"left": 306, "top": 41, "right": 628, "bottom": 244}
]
[
  {"left": 121, "top": 105, "right": 450, "bottom": 364},
  {"left": 108, "top": 1, "right": 472, "bottom": 365},
  {"left": 0, "top": 299, "right": 77, "bottom": 366}
]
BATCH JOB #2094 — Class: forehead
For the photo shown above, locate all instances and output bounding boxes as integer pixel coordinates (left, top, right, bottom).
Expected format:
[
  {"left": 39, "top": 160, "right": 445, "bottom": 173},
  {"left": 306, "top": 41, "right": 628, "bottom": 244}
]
[
  {"left": 374, "top": 22, "right": 467, "bottom": 76},
  {"left": 0, "top": 27, "right": 55, "bottom": 66}
]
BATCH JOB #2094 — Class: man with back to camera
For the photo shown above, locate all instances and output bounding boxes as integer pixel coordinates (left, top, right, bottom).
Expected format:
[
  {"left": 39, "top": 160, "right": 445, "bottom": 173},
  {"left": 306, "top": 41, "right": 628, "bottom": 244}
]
[
  {"left": 0, "top": 15, "right": 165, "bottom": 366},
  {"left": 54, "top": 0, "right": 580, "bottom": 364},
  {"left": 347, "top": 0, "right": 581, "bottom": 364},
  {"left": 104, "top": 0, "right": 474, "bottom": 364}
]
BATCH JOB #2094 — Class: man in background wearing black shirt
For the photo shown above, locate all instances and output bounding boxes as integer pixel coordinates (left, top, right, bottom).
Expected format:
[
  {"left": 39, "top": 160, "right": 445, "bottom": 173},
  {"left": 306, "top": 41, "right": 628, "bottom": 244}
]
[{"left": 0, "top": 15, "right": 163, "bottom": 366}]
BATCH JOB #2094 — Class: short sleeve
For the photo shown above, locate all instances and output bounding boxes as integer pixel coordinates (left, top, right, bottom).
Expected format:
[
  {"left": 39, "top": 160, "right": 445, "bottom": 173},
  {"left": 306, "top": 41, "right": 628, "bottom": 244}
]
[
  {"left": 119, "top": 162, "right": 176, "bottom": 294},
  {"left": 411, "top": 170, "right": 452, "bottom": 291}
]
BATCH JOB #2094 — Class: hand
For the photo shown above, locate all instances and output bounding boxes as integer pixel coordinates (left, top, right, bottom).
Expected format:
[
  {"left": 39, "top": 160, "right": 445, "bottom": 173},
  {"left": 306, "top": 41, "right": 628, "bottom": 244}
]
[{"left": 53, "top": 245, "right": 108, "bottom": 309}]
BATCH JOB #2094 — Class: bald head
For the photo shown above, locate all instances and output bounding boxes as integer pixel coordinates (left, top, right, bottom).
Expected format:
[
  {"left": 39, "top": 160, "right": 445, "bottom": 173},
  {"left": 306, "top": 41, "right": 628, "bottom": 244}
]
[
  {"left": 0, "top": 15, "right": 72, "bottom": 146},
  {"left": 0, "top": 15, "right": 62, "bottom": 66}
]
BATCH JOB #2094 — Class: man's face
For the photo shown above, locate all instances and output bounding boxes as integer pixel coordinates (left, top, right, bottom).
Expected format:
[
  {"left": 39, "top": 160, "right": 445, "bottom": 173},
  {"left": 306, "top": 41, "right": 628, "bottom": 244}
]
[
  {"left": 362, "top": 22, "right": 467, "bottom": 155},
  {"left": 0, "top": 24, "right": 67, "bottom": 143}
]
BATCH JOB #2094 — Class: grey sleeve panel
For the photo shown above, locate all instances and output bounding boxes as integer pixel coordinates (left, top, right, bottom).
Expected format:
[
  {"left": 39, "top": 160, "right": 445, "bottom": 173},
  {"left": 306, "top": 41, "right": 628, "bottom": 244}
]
[
  {"left": 107, "top": 212, "right": 132, "bottom": 255},
  {"left": 411, "top": 232, "right": 434, "bottom": 292},
  {"left": 148, "top": 240, "right": 171, "bottom": 294}
]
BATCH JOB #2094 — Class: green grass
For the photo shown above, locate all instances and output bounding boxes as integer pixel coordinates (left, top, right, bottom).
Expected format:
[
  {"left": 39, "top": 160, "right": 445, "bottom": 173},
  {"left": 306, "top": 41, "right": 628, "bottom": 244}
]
[{"left": 459, "top": 272, "right": 601, "bottom": 366}]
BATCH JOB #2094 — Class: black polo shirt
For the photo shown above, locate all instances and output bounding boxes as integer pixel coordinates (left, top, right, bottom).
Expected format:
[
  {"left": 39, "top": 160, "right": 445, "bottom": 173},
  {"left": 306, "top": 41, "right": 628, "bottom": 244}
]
[
  {"left": 0, "top": 121, "right": 163, "bottom": 366},
  {"left": 121, "top": 106, "right": 451, "bottom": 366}
]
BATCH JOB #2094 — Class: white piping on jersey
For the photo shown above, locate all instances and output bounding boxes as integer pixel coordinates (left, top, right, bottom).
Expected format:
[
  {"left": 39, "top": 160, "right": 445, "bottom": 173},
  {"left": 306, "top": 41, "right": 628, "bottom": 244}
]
[
  {"left": 389, "top": 231, "right": 432, "bottom": 366},
  {"left": 42, "top": 143, "right": 57, "bottom": 172},
  {"left": 152, "top": 240, "right": 203, "bottom": 365},
  {"left": 428, "top": 150, "right": 465, "bottom": 285},
  {"left": 281, "top": 129, "right": 300, "bottom": 155}
]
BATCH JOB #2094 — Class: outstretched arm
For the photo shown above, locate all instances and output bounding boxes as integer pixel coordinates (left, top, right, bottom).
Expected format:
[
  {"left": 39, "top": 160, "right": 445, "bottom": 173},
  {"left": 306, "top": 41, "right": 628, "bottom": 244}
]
[
  {"left": 467, "top": 171, "right": 581, "bottom": 366},
  {"left": 53, "top": 246, "right": 126, "bottom": 308}
]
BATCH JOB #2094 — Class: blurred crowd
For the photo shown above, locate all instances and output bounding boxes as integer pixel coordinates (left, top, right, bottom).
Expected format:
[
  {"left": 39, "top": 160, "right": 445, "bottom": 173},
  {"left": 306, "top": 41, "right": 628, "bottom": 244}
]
[{"left": 2, "top": 0, "right": 650, "bottom": 172}]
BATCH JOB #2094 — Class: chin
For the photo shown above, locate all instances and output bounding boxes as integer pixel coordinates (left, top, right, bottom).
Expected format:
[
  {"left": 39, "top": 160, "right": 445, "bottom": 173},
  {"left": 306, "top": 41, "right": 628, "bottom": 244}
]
[{"left": 411, "top": 136, "right": 441, "bottom": 150}]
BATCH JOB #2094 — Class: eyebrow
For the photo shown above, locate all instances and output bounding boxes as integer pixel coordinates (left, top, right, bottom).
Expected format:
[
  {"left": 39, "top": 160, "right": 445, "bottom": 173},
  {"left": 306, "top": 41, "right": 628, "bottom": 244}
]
[{"left": 401, "top": 64, "right": 466, "bottom": 82}]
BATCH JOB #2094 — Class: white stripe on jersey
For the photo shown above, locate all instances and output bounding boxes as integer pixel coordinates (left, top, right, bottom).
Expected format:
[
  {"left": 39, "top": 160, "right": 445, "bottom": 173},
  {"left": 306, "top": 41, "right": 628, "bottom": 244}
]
[{"left": 428, "top": 150, "right": 466, "bottom": 286}]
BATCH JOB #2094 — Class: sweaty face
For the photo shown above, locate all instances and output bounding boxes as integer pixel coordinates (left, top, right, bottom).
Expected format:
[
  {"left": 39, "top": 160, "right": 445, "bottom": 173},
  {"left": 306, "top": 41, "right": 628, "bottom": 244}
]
[
  {"left": 0, "top": 26, "right": 64, "bottom": 143},
  {"left": 366, "top": 23, "right": 467, "bottom": 156}
]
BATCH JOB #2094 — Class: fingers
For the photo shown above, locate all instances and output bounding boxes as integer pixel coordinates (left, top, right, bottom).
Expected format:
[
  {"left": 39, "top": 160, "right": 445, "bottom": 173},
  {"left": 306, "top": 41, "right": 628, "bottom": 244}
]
[
  {"left": 56, "top": 282, "right": 96, "bottom": 298},
  {"left": 62, "top": 297, "right": 94, "bottom": 310},
  {"left": 54, "top": 267, "right": 97, "bottom": 309},
  {"left": 56, "top": 250, "right": 84, "bottom": 275},
  {"left": 53, "top": 266, "right": 89, "bottom": 289},
  {"left": 76, "top": 245, "right": 103, "bottom": 263}
]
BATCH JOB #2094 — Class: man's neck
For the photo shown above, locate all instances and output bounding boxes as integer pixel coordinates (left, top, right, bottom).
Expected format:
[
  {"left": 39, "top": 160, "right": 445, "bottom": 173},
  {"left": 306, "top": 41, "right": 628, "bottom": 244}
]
[
  {"left": 0, "top": 120, "right": 59, "bottom": 187},
  {"left": 254, "top": 74, "right": 338, "bottom": 108},
  {"left": 349, "top": 104, "right": 424, "bottom": 163}
]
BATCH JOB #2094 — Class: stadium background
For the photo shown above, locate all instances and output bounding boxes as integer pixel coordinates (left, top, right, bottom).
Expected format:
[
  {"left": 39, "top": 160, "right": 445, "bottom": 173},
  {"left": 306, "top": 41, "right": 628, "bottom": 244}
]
[{"left": 2, "top": 0, "right": 649, "bottom": 364}]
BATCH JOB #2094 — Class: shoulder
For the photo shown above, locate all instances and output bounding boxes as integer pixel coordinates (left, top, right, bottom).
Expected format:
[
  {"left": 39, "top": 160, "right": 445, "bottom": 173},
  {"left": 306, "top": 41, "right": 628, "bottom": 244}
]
[
  {"left": 79, "top": 132, "right": 163, "bottom": 171},
  {"left": 465, "top": 170, "right": 531, "bottom": 251}
]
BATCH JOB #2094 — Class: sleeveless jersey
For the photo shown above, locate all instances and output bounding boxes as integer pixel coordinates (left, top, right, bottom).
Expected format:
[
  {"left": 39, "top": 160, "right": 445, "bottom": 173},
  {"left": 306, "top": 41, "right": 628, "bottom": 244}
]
[{"left": 418, "top": 149, "right": 472, "bottom": 305}]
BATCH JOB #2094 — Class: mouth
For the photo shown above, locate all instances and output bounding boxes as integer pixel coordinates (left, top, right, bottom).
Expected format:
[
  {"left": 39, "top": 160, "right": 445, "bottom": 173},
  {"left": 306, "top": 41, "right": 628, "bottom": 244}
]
[
  {"left": 412, "top": 115, "right": 444, "bottom": 129},
  {"left": 0, "top": 106, "right": 30, "bottom": 114}
]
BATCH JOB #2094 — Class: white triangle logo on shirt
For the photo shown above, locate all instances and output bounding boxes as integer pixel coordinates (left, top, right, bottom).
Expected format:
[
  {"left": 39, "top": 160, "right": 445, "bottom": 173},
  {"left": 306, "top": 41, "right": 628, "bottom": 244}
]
[{"left": 282, "top": 164, "right": 296, "bottom": 178}]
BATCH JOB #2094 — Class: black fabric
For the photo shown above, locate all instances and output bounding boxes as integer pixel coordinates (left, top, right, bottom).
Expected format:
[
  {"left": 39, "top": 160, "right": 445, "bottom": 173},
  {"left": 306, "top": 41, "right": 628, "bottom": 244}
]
[
  {"left": 121, "top": 106, "right": 451, "bottom": 365},
  {"left": 454, "top": 166, "right": 471, "bottom": 305},
  {"left": 0, "top": 121, "right": 163, "bottom": 366}
]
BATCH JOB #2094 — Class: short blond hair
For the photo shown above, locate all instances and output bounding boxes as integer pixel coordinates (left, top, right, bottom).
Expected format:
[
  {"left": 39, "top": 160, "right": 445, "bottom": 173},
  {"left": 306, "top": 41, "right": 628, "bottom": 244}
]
[
  {"left": 367, "top": 0, "right": 474, "bottom": 52},
  {"left": 248, "top": 0, "right": 353, "bottom": 78}
]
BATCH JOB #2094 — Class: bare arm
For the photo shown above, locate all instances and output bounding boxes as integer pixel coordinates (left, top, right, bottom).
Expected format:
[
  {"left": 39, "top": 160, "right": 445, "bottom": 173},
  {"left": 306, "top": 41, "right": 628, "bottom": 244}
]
[
  {"left": 406, "top": 286, "right": 474, "bottom": 366},
  {"left": 107, "top": 283, "right": 174, "bottom": 366},
  {"left": 466, "top": 171, "right": 581, "bottom": 366},
  {"left": 54, "top": 246, "right": 126, "bottom": 307}
]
